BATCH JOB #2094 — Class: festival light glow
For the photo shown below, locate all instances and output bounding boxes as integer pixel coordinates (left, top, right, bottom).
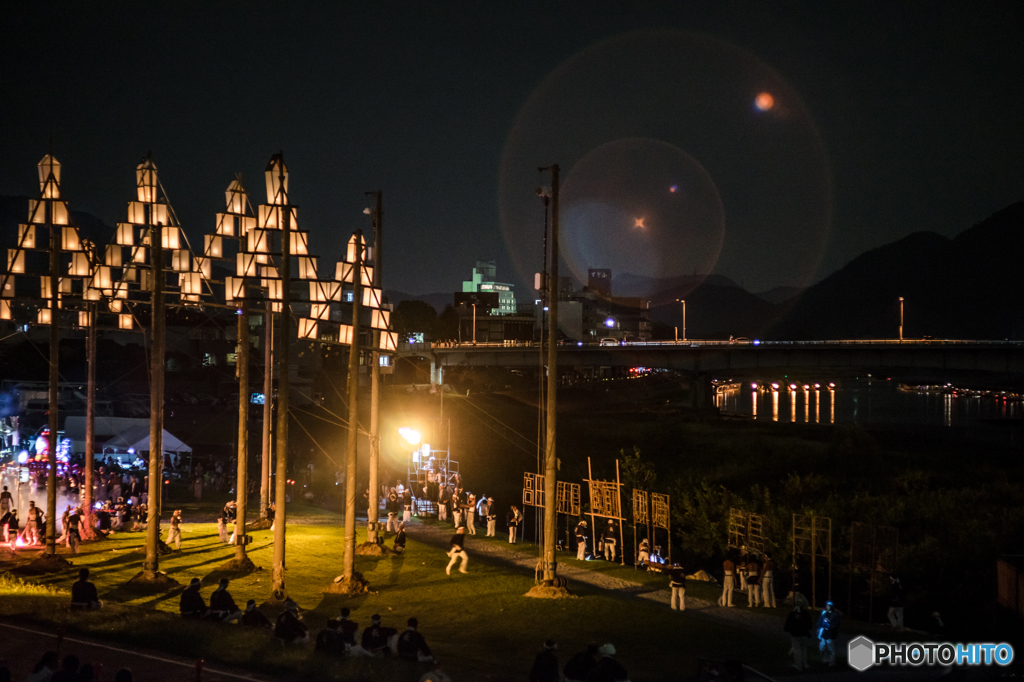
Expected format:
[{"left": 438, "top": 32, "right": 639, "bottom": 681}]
[{"left": 755, "top": 92, "right": 774, "bottom": 111}]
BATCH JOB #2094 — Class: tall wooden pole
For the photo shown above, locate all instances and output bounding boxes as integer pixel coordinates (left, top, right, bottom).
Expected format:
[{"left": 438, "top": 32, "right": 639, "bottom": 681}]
[
  {"left": 343, "top": 232, "right": 363, "bottom": 579},
  {"left": 542, "top": 165, "right": 559, "bottom": 584},
  {"left": 45, "top": 194, "right": 59, "bottom": 556},
  {"left": 81, "top": 301, "right": 97, "bottom": 539},
  {"left": 234, "top": 301, "right": 249, "bottom": 562},
  {"left": 367, "top": 193, "right": 382, "bottom": 543},
  {"left": 260, "top": 301, "right": 272, "bottom": 518},
  {"left": 144, "top": 175, "right": 165, "bottom": 580},
  {"left": 271, "top": 158, "right": 290, "bottom": 600}
]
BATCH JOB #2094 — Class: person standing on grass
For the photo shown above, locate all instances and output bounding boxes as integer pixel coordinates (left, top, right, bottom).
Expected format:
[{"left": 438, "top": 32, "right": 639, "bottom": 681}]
[
  {"left": 217, "top": 512, "right": 228, "bottom": 543},
  {"left": 747, "top": 557, "right": 761, "bottom": 607},
  {"left": 575, "top": 520, "right": 588, "bottom": 560},
  {"left": 465, "top": 494, "right": 477, "bottom": 535},
  {"left": 386, "top": 489, "right": 401, "bottom": 532},
  {"left": 816, "top": 600, "right": 842, "bottom": 666},
  {"left": 0, "top": 485, "right": 11, "bottom": 515},
  {"left": 602, "top": 521, "right": 617, "bottom": 562},
  {"left": 718, "top": 553, "right": 735, "bottom": 607},
  {"left": 762, "top": 552, "right": 777, "bottom": 608},
  {"left": 25, "top": 501, "right": 40, "bottom": 545},
  {"left": 666, "top": 563, "right": 686, "bottom": 611},
  {"left": 166, "top": 509, "right": 182, "bottom": 549},
  {"left": 438, "top": 485, "right": 450, "bottom": 522},
  {"left": 529, "top": 639, "right": 560, "bottom": 682},
  {"left": 507, "top": 504, "right": 522, "bottom": 544},
  {"left": 402, "top": 489, "right": 413, "bottom": 524},
  {"left": 66, "top": 507, "right": 81, "bottom": 554},
  {"left": 784, "top": 597, "right": 813, "bottom": 671},
  {"left": 485, "top": 497, "right": 497, "bottom": 536},
  {"left": 888, "top": 575, "right": 905, "bottom": 630},
  {"left": 446, "top": 526, "right": 469, "bottom": 575}
]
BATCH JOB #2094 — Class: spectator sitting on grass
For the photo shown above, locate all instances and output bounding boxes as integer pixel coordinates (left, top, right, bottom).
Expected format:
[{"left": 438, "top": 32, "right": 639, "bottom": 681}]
[
  {"left": 241, "top": 599, "right": 272, "bottom": 629},
  {"left": 179, "top": 578, "right": 207, "bottom": 619},
  {"left": 563, "top": 642, "right": 599, "bottom": 682},
  {"left": 49, "top": 654, "right": 79, "bottom": 682},
  {"left": 114, "top": 669, "right": 133, "bottom": 682},
  {"left": 397, "top": 617, "right": 434, "bottom": 663},
  {"left": 529, "top": 639, "right": 559, "bottom": 682},
  {"left": 360, "top": 614, "right": 398, "bottom": 656},
  {"left": 71, "top": 568, "right": 102, "bottom": 610},
  {"left": 275, "top": 599, "right": 309, "bottom": 644},
  {"left": 394, "top": 523, "right": 407, "bottom": 553},
  {"left": 588, "top": 644, "right": 629, "bottom": 682},
  {"left": 327, "top": 607, "right": 360, "bottom": 647},
  {"left": 24, "top": 652, "right": 57, "bottom": 682},
  {"left": 209, "top": 578, "right": 243, "bottom": 622}
]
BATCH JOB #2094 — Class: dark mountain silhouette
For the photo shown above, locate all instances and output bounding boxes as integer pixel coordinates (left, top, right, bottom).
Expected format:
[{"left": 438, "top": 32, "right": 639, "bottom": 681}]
[
  {"left": 647, "top": 281, "right": 777, "bottom": 339},
  {"left": 610, "top": 272, "right": 740, "bottom": 298},
  {"left": 755, "top": 286, "right": 806, "bottom": 305},
  {"left": 769, "top": 202, "right": 1024, "bottom": 340}
]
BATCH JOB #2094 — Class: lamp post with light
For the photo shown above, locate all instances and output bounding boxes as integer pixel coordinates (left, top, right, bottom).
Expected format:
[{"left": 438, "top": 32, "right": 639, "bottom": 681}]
[
  {"left": 677, "top": 298, "right": 686, "bottom": 341},
  {"left": 471, "top": 303, "right": 477, "bottom": 344},
  {"left": 899, "top": 297, "right": 904, "bottom": 342}
]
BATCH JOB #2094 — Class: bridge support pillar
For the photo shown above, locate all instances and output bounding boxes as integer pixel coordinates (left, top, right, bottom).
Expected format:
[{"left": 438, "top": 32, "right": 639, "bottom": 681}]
[
  {"left": 430, "top": 354, "right": 441, "bottom": 388},
  {"left": 687, "top": 373, "right": 713, "bottom": 411}
]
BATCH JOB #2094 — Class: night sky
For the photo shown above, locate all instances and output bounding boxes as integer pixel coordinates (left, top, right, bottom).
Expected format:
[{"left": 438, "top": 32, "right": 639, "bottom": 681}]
[{"left": 2, "top": 2, "right": 1022, "bottom": 297}]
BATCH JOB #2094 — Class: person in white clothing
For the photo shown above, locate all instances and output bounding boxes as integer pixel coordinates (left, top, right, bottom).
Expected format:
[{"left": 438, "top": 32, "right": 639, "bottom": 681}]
[
  {"left": 484, "top": 497, "right": 497, "bottom": 537},
  {"left": 575, "top": 520, "right": 588, "bottom": 560},
  {"left": 445, "top": 527, "right": 468, "bottom": 575},
  {"left": 718, "top": 555, "right": 736, "bottom": 607},
  {"left": 761, "top": 553, "right": 777, "bottom": 608},
  {"left": 465, "top": 494, "right": 476, "bottom": 535}
]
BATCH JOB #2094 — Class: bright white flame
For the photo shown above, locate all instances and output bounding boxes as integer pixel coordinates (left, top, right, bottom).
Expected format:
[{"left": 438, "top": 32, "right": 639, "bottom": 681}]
[{"left": 398, "top": 427, "right": 421, "bottom": 446}]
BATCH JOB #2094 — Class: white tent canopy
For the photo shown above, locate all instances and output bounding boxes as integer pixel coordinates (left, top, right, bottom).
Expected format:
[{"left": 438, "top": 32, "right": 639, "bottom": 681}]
[{"left": 65, "top": 416, "right": 192, "bottom": 455}]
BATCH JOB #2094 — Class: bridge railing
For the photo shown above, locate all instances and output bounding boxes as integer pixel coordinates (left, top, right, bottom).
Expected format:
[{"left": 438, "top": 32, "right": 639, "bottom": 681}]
[{"left": 422, "top": 339, "right": 1024, "bottom": 351}]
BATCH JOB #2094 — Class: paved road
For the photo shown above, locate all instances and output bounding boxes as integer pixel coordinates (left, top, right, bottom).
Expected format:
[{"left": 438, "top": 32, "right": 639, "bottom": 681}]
[{"left": 0, "top": 621, "right": 268, "bottom": 682}]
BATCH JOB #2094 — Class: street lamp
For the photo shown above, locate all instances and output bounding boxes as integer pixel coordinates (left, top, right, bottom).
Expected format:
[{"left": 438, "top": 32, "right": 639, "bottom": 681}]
[
  {"left": 399, "top": 427, "right": 421, "bottom": 446},
  {"left": 471, "top": 303, "right": 476, "bottom": 344},
  {"left": 676, "top": 298, "right": 686, "bottom": 341},
  {"left": 897, "top": 296, "right": 905, "bottom": 339}
]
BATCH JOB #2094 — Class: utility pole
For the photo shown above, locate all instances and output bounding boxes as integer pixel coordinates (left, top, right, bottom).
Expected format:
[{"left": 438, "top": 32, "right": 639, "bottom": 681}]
[
  {"left": 233, "top": 301, "right": 251, "bottom": 565},
  {"left": 45, "top": 179, "right": 59, "bottom": 557},
  {"left": 143, "top": 158, "right": 166, "bottom": 581},
  {"left": 261, "top": 302, "right": 273, "bottom": 519},
  {"left": 342, "top": 231, "right": 364, "bottom": 584},
  {"left": 366, "top": 192, "right": 382, "bottom": 544},
  {"left": 531, "top": 164, "right": 565, "bottom": 594},
  {"left": 271, "top": 154, "right": 290, "bottom": 601},
  {"left": 81, "top": 301, "right": 97, "bottom": 539}
]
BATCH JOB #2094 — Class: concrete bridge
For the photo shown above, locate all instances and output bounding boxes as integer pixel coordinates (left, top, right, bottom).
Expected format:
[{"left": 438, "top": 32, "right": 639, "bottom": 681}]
[{"left": 401, "top": 340, "right": 1024, "bottom": 405}]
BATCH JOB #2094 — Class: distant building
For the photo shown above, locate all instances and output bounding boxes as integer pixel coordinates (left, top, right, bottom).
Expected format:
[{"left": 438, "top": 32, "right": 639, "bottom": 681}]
[
  {"left": 588, "top": 269, "right": 612, "bottom": 297},
  {"left": 462, "top": 260, "right": 516, "bottom": 314}
]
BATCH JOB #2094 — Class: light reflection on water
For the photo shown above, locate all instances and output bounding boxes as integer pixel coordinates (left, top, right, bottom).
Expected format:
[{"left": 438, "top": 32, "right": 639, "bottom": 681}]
[{"left": 714, "top": 379, "right": 1022, "bottom": 430}]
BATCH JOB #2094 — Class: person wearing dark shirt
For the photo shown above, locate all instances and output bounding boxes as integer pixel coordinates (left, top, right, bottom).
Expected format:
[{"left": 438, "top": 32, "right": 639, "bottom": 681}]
[
  {"left": 328, "top": 607, "right": 359, "bottom": 647},
  {"left": 394, "top": 524, "right": 407, "bottom": 553},
  {"left": 49, "top": 654, "right": 80, "bottom": 682},
  {"left": 396, "top": 617, "right": 433, "bottom": 662},
  {"left": 666, "top": 565, "right": 686, "bottom": 611},
  {"left": 209, "top": 578, "right": 242, "bottom": 622},
  {"left": 275, "top": 600, "right": 309, "bottom": 644},
  {"left": 529, "top": 639, "right": 559, "bottom": 682},
  {"left": 315, "top": 621, "right": 345, "bottom": 656},
  {"left": 587, "top": 644, "right": 628, "bottom": 682},
  {"left": 360, "top": 614, "right": 397, "bottom": 655},
  {"left": 816, "top": 601, "right": 842, "bottom": 666},
  {"left": 564, "top": 642, "right": 599, "bottom": 682},
  {"left": 241, "top": 599, "right": 272, "bottom": 629},
  {"left": 71, "top": 568, "right": 101, "bottom": 610},
  {"left": 179, "top": 578, "right": 207, "bottom": 619},
  {"left": 784, "top": 602, "right": 813, "bottom": 670},
  {"left": 445, "top": 527, "right": 468, "bottom": 575}
]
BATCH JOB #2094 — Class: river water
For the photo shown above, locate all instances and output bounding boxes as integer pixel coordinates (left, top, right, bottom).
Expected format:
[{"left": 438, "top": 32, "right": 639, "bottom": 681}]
[{"left": 713, "top": 378, "right": 1022, "bottom": 445}]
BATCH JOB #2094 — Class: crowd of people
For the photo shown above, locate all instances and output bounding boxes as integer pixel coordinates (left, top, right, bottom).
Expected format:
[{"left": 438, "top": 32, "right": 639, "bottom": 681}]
[
  {"left": 528, "top": 640, "right": 630, "bottom": 682},
  {"left": 11, "top": 654, "right": 134, "bottom": 682}
]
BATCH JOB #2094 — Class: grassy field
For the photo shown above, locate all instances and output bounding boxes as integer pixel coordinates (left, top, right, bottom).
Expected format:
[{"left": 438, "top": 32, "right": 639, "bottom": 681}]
[{"left": 0, "top": 502, "right": 787, "bottom": 682}]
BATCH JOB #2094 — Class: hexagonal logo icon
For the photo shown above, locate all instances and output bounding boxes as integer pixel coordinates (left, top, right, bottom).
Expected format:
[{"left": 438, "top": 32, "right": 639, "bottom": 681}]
[{"left": 848, "top": 636, "right": 875, "bottom": 671}]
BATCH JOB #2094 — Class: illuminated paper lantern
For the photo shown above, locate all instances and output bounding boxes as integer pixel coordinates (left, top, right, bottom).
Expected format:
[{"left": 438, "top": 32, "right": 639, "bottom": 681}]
[
  {"left": 298, "top": 318, "right": 318, "bottom": 339},
  {"left": 119, "top": 313, "right": 133, "bottom": 329},
  {"left": 38, "top": 155, "right": 61, "bottom": 196},
  {"left": 216, "top": 212, "right": 236, "bottom": 237},
  {"left": 161, "top": 226, "right": 181, "bottom": 250},
  {"left": 70, "top": 252, "right": 90, "bottom": 277},
  {"left": 105, "top": 245, "right": 122, "bottom": 267},
  {"left": 17, "top": 224, "right": 35, "bottom": 249},
  {"left": 237, "top": 253, "right": 258, "bottom": 277},
  {"left": 116, "top": 223, "right": 134, "bottom": 246},
  {"left": 62, "top": 226, "right": 80, "bottom": 251},
  {"left": 78, "top": 310, "right": 92, "bottom": 327},
  {"left": 0, "top": 300, "right": 10, "bottom": 320},
  {"left": 297, "top": 256, "right": 317, "bottom": 280},
  {"left": 7, "top": 250, "right": 25, "bottom": 274},
  {"left": 127, "top": 202, "right": 147, "bottom": 224},
  {"left": 311, "top": 303, "right": 330, "bottom": 320},
  {"left": 204, "top": 235, "right": 223, "bottom": 258}
]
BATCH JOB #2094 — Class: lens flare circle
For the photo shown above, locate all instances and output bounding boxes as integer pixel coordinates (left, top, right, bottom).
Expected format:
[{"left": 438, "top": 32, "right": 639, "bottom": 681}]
[
  {"left": 499, "top": 29, "right": 832, "bottom": 302},
  {"left": 560, "top": 138, "right": 725, "bottom": 297},
  {"left": 755, "top": 92, "right": 774, "bottom": 111}
]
